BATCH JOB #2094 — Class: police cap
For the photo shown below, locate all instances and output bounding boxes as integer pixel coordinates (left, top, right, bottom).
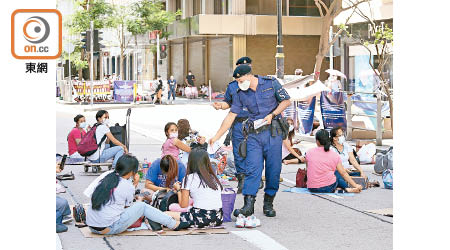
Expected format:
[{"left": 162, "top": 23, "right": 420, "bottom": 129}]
[
  {"left": 235, "top": 57, "right": 252, "bottom": 65},
  {"left": 233, "top": 64, "right": 252, "bottom": 79}
]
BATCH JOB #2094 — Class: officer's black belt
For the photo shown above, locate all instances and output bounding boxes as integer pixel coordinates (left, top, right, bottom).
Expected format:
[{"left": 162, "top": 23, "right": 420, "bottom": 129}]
[
  {"left": 235, "top": 117, "right": 248, "bottom": 123},
  {"left": 248, "top": 124, "right": 271, "bottom": 134}
]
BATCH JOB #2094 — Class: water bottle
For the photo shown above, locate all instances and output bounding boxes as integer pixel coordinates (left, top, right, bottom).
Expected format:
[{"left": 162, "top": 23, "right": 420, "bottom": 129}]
[{"left": 143, "top": 158, "right": 149, "bottom": 177}]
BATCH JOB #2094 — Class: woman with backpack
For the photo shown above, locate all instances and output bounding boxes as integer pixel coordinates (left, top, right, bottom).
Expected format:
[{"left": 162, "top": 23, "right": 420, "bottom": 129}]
[
  {"left": 86, "top": 110, "right": 128, "bottom": 168},
  {"left": 164, "top": 149, "right": 223, "bottom": 230},
  {"left": 305, "top": 129, "right": 363, "bottom": 193},
  {"left": 67, "top": 114, "right": 87, "bottom": 159},
  {"left": 86, "top": 154, "right": 179, "bottom": 235},
  {"left": 330, "top": 126, "right": 366, "bottom": 178}
]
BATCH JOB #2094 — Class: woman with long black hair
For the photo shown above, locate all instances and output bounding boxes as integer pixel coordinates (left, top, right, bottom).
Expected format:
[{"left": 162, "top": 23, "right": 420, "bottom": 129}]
[
  {"left": 165, "top": 149, "right": 223, "bottom": 230},
  {"left": 86, "top": 154, "right": 178, "bottom": 235}
]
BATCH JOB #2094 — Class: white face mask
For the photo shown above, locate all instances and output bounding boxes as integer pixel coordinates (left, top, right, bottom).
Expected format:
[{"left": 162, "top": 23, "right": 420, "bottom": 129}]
[
  {"left": 289, "top": 125, "right": 294, "bottom": 132},
  {"left": 169, "top": 132, "right": 178, "bottom": 139},
  {"left": 238, "top": 80, "right": 250, "bottom": 91},
  {"left": 338, "top": 135, "right": 345, "bottom": 144},
  {"left": 103, "top": 118, "right": 110, "bottom": 126},
  {"left": 79, "top": 122, "right": 87, "bottom": 128}
]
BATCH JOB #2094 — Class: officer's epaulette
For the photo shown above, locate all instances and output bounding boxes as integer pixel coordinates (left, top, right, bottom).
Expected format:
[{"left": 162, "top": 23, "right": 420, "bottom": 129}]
[{"left": 262, "top": 75, "right": 275, "bottom": 80}]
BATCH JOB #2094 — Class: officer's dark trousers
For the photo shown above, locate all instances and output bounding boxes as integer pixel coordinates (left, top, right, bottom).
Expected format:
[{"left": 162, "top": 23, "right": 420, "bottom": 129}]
[
  {"left": 231, "top": 121, "right": 246, "bottom": 175},
  {"left": 242, "top": 129, "right": 282, "bottom": 196}
]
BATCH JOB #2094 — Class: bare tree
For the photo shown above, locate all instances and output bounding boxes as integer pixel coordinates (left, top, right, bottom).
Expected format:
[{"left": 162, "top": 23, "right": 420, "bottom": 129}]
[
  {"left": 313, "top": 0, "right": 370, "bottom": 81},
  {"left": 344, "top": 1, "right": 394, "bottom": 129}
]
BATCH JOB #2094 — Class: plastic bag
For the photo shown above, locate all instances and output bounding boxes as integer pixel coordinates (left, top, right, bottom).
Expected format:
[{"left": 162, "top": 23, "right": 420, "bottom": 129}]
[{"left": 357, "top": 143, "right": 376, "bottom": 164}]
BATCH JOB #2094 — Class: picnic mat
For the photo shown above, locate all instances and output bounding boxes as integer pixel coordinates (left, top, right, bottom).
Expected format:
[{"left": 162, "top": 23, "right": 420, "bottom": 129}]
[
  {"left": 282, "top": 187, "right": 355, "bottom": 198},
  {"left": 70, "top": 205, "right": 228, "bottom": 237},
  {"left": 78, "top": 225, "right": 228, "bottom": 238},
  {"left": 365, "top": 208, "right": 393, "bottom": 217}
]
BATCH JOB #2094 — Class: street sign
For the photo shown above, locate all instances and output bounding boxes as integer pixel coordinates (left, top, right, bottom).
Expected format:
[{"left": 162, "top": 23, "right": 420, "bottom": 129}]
[{"left": 63, "top": 42, "right": 75, "bottom": 53}]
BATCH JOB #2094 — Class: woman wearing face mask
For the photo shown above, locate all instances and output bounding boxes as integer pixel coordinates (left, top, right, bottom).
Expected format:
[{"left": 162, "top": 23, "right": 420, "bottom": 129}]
[
  {"left": 282, "top": 118, "right": 305, "bottom": 165},
  {"left": 67, "top": 114, "right": 88, "bottom": 158},
  {"left": 330, "top": 127, "right": 366, "bottom": 178},
  {"left": 161, "top": 122, "right": 206, "bottom": 162},
  {"left": 86, "top": 154, "right": 179, "bottom": 235},
  {"left": 87, "top": 110, "right": 128, "bottom": 169}
]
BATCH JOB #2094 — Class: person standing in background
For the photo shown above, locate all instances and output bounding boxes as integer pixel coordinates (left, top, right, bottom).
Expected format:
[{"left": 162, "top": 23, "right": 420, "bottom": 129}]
[{"left": 168, "top": 75, "right": 177, "bottom": 104}]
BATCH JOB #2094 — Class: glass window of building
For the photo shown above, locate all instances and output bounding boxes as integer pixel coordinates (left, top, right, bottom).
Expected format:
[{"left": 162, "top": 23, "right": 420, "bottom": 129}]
[
  {"left": 246, "top": 0, "right": 287, "bottom": 15},
  {"left": 289, "top": 0, "right": 331, "bottom": 17},
  {"left": 193, "top": 0, "right": 201, "bottom": 15},
  {"left": 214, "top": 0, "right": 229, "bottom": 14}
]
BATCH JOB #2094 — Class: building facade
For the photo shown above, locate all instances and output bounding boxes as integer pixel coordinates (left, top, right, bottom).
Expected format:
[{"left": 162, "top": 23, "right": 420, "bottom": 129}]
[{"left": 164, "top": 0, "right": 332, "bottom": 92}]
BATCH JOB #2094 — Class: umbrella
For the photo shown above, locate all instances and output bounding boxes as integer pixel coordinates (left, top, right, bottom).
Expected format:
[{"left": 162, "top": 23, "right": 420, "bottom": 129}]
[{"left": 325, "top": 69, "right": 346, "bottom": 78}]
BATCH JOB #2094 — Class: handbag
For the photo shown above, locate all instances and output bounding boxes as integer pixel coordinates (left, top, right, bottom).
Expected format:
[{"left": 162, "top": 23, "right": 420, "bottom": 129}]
[
  {"left": 151, "top": 190, "right": 179, "bottom": 212},
  {"left": 128, "top": 216, "right": 145, "bottom": 229},
  {"left": 295, "top": 168, "right": 307, "bottom": 188}
]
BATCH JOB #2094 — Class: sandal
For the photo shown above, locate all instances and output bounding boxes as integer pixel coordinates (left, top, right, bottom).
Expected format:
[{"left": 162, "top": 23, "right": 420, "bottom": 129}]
[{"left": 368, "top": 181, "right": 380, "bottom": 188}]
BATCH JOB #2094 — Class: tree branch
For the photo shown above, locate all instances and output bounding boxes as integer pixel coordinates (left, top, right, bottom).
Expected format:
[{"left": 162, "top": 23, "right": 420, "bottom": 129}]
[
  {"left": 314, "top": 0, "right": 324, "bottom": 17},
  {"left": 342, "top": 0, "right": 370, "bottom": 12},
  {"left": 318, "top": 0, "right": 329, "bottom": 14}
]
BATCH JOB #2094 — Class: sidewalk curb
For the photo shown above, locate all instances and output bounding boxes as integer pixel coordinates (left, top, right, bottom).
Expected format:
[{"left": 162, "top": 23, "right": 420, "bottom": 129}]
[{"left": 81, "top": 103, "right": 155, "bottom": 112}]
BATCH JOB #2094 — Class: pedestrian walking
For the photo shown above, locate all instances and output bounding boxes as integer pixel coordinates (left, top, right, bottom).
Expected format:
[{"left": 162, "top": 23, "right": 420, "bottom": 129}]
[
  {"left": 185, "top": 70, "right": 198, "bottom": 99},
  {"left": 168, "top": 75, "right": 177, "bottom": 104},
  {"left": 210, "top": 64, "right": 291, "bottom": 218},
  {"left": 212, "top": 56, "right": 252, "bottom": 194}
]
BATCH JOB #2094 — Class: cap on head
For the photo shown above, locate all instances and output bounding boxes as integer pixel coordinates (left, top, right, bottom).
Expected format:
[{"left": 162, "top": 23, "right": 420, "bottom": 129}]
[
  {"left": 236, "top": 57, "right": 252, "bottom": 66},
  {"left": 233, "top": 64, "right": 252, "bottom": 79}
]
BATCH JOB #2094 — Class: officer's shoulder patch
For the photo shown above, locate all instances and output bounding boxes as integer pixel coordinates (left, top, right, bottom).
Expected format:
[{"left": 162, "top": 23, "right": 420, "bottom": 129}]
[{"left": 262, "top": 76, "right": 274, "bottom": 80}]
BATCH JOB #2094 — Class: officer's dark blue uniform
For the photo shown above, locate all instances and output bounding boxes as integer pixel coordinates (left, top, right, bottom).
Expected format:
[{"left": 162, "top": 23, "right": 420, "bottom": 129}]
[
  {"left": 230, "top": 66, "right": 290, "bottom": 217},
  {"left": 224, "top": 81, "right": 249, "bottom": 177}
]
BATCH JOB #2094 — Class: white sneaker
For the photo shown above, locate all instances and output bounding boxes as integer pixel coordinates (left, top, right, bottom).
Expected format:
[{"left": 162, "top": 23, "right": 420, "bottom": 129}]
[
  {"left": 244, "top": 215, "right": 261, "bottom": 228},
  {"left": 235, "top": 214, "right": 246, "bottom": 228}
]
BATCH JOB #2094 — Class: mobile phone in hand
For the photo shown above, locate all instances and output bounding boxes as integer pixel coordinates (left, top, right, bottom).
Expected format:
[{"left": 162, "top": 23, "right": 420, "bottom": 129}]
[{"left": 60, "top": 154, "right": 67, "bottom": 171}]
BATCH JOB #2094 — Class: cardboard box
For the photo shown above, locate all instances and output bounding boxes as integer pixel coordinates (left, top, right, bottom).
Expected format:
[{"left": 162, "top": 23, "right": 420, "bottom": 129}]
[{"left": 351, "top": 118, "right": 393, "bottom": 139}]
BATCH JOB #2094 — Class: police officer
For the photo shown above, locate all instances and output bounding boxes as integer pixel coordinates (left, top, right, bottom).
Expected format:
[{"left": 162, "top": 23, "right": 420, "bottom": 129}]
[
  {"left": 212, "top": 56, "right": 252, "bottom": 194},
  {"left": 210, "top": 64, "right": 291, "bottom": 217}
]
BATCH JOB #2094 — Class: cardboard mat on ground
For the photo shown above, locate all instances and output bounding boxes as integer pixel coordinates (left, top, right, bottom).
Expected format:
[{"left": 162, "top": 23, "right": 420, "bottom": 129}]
[
  {"left": 365, "top": 208, "right": 393, "bottom": 217},
  {"left": 70, "top": 205, "right": 228, "bottom": 237},
  {"left": 78, "top": 225, "right": 228, "bottom": 238}
]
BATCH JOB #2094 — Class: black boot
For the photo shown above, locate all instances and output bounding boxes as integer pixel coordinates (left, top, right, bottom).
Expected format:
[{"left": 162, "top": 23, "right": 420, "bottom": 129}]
[
  {"left": 233, "top": 195, "right": 256, "bottom": 217},
  {"left": 263, "top": 193, "right": 276, "bottom": 217},
  {"left": 259, "top": 179, "right": 264, "bottom": 190},
  {"left": 236, "top": 173, "right": 245, "bottom": 194}
]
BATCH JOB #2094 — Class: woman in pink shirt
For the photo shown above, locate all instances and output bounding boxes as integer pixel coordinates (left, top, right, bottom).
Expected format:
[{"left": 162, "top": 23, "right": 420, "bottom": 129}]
[
  {"left": 305, "top": 129, "right": 362, "bottom": 193},
  {"left": 67, "top": 114, "right": 87, "bottom": 158},
  {"left": 161, "top": 122, "right": 206, "bottom": 160}
]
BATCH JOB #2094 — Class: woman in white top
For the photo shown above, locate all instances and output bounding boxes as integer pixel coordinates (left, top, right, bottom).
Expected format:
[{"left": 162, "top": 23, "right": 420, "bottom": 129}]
[
  {"left": 86, "top": 154, "right": 178, "bottom": 235},
  {"left": 165, "top": 149, "right": 223, "bottom": 230},
  {"left": 88, "top": 110, "right": 128, "bottom": 168},
  {"left": 282, "top": 118, "right": 305, "bottom": 165},
  {"left": 330, "top": 127, "right": 366, "bottom": 178}
]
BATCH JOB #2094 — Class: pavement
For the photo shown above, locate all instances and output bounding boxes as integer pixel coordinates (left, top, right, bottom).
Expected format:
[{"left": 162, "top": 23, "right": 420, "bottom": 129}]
[{"left": 56, "top": 101, "right": 392, "bottom": 250}]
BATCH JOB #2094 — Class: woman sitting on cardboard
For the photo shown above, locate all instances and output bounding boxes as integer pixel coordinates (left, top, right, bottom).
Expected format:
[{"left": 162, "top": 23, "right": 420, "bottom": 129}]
[
  {"left": 305, "top": 129, "right": 363, "bottom": 193},
  {"left": 330, "top": 127, "right": 366, "bottom": 178}
]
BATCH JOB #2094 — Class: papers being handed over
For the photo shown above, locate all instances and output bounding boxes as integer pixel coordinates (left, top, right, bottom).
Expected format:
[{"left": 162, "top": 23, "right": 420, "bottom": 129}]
[
  {"left": 207, "top": 141, "right": 221, "bottom": 154},
  {"left": 253, "top": 119, "right": 269, "bottom": 130}
]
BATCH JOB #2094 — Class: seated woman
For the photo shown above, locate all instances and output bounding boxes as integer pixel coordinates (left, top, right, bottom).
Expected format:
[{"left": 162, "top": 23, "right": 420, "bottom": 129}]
[
  {"left": 87, "top": 110, "right": 128, "bottom": 168},
  {"left": 305, "top": 129, "right": 363, "bottom": 193},
  {"left": 145, "top": 154, "right": 186, "bottom": 192},
  {"left": 144, "top": 154, "right": 193, "bottom": 212},
  {"left": 165, "top": 149, "right": 223, "bottom": 230},
  {"left": 162, "top": 122, "right": 206, "bottom": 162},
  {"left": 67, "top": 114, "right": 87, "bottom": 159},
  {"left": 86, "top": 154, "right": 179, "bottom": 235},
  {"left": 330, "top": 127, "right": 366, "bottom": 178},
  {"left": 176, "top": 119, "right": 206, "bottom": 166},
  {"left": 282, "top": 118, "right": 306, "bottom": 165}
]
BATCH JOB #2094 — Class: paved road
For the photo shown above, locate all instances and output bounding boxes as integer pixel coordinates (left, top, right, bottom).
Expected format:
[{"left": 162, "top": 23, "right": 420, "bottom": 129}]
[{"left": 56, "top": 102, "right": 392, "bottom": 250}]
